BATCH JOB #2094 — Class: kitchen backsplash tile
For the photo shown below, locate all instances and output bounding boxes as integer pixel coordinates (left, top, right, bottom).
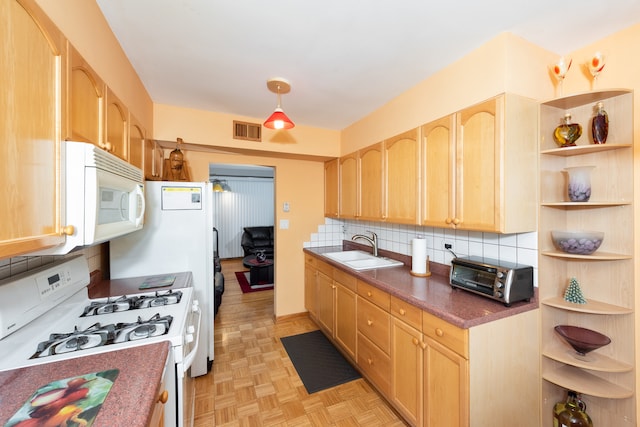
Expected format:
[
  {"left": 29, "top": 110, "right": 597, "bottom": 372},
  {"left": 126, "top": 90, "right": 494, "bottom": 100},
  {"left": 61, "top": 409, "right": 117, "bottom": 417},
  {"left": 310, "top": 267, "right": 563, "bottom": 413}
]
[{"left": 305, "top": 218, "right": 539, "bottom": 286}]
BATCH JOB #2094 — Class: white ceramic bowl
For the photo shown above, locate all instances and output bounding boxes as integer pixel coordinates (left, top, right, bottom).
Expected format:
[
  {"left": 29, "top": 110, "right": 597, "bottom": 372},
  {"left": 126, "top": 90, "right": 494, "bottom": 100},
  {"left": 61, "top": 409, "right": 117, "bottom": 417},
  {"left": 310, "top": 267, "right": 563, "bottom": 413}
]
[{"left": 551, "top": 230, "right": 604, "bottom": 255}]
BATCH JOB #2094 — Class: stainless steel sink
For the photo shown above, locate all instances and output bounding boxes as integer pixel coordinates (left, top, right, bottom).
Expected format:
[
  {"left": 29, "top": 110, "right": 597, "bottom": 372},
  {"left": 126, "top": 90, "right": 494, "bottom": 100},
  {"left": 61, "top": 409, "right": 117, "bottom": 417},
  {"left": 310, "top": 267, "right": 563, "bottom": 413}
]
[{"left": 322, "top": 250, "right": 404, "bottom": 271}]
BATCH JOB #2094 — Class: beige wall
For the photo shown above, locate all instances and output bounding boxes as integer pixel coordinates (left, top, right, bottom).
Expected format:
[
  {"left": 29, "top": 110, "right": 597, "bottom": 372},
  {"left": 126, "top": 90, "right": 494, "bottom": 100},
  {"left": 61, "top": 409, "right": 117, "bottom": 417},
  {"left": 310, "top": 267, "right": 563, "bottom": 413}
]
[
  {"left": 154, "top": 104, "right": 341, "bottom": 158},
  {"left": 341, "top": 32, "right": 557, "bottom": 153},
  {"left": 173, "top": 147, "right": 325, "bottom": 317}
]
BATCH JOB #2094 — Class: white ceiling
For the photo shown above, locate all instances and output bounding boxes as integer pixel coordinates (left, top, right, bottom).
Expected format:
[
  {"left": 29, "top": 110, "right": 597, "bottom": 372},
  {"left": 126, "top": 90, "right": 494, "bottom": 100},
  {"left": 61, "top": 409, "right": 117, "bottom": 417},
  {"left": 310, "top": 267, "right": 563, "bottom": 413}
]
[{"left": 96, "top": 0, "right": 640, "bottom": 131}]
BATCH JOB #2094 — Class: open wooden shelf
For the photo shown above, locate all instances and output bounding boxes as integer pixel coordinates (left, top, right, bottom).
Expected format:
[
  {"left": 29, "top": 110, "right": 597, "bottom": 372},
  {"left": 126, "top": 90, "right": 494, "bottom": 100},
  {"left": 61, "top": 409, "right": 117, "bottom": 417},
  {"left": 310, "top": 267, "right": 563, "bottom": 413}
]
[
  {"left": 542, "top": 296, "right": 632, "bottom": 315},
  {"left": 543, "top": 365, "right": 633, "bottom": 399},
  {"left": 541, "top": 251, "right": 632, "bottom": 261},
  {"left": 543, "top": 344, "right": 632, "bottom": 373},
  {"left": 541, "top": 143, "right": 632, "bottom": 156}
]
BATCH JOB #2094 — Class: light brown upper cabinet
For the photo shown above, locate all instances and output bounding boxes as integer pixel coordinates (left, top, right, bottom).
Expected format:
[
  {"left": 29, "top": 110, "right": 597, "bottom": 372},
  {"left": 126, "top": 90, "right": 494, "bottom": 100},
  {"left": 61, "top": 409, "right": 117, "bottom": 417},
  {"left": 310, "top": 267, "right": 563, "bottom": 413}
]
[
  {"left": 0, "top": 0, "right": 67, "bottom": 257},
  {"left": 421, "top": 115, "right": 455, "bottom": 229},
  {"left": 339, "top": 152, "right": 358, "bottom": 219},
  {"left": 129, "top": 114, "right": 145, "bottom": 170},
  {"left": 105, "top": 87, "right": 128, "bottom": 160},
  {"left": 68, "top": 45, "right": 104, "bottom": 146},
  {"left": 422, "top": 94, "right": 537, "bottom": 233},
  {"left": 144, "top": 139, "right": 164, "bottom": 180},
  {"left": 358, "top": 143, "right": 384, "bottom": 221},
  {"left": 324, "top": 158, "right": 339, "bottom": 218},
  {"left": 384, "top": 129, "right": 420, "bottom": 224}
]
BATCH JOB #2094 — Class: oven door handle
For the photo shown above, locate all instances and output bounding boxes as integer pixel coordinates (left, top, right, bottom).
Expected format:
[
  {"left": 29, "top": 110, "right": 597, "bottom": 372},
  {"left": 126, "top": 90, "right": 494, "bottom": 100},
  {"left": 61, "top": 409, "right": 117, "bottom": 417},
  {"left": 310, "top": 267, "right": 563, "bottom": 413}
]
[{"left": 182, "top": 304, "right": 202, "bottom": 372}]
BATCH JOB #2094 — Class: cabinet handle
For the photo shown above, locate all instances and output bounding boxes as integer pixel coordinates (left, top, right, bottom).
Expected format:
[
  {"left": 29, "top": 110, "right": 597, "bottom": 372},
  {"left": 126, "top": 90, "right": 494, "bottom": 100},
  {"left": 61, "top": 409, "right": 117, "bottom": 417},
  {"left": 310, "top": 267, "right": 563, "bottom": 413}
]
[
  {"left": 412, "top": 337, "right": 419, "bottom": 346},
  {"left": 445, "top": 218, "right": 453, "bottom": 224},
  {"left": 367, "top": 358, "right": 373, "bottom": 365},
  {"left": 367, "top": 291, "right": 372, "bottom": 297},
  {"left": 158, "top": 390, "right": 169, "bottom": 404},
  {"left": 367, "top": 319, "right": 373, "bottom": 326},
  {"left": 332, "top": 285, "right": 336, "bottom": 289},
  {"left": 399, "top": 308, "right": 406, "bottom": 316},
  {"left": 420, "top": 341, "right": 427, "bottom": 350},
  {"left": 435, "top": 328, "right": 444, "bottom": 337},
  {"left": 452, "top": 218, "right": 461, "bottom": 225},
  {"left": 61, "top": 225, "right": 75, "bottom": 236}
]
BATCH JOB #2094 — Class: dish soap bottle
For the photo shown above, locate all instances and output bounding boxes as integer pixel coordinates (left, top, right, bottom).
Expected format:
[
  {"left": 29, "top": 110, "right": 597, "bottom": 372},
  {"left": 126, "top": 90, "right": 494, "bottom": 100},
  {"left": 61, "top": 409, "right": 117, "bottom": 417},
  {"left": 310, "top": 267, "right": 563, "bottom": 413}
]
[
  {"left": 553, "top": 390, "right": 593, "bottom": 427},
  {"left": 591, "top": 102, "right": 609, "bottom": 144},
  {"left": 554, "top": 113, "right": 582, "bottom": 147}
]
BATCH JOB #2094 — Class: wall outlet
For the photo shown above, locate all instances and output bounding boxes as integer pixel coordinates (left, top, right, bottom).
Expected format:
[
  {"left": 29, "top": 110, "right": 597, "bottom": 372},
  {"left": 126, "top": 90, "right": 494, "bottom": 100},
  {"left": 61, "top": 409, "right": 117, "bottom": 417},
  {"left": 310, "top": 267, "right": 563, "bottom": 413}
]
[{"left": 444, "top": 243, "right": 453, "bottom": 250}]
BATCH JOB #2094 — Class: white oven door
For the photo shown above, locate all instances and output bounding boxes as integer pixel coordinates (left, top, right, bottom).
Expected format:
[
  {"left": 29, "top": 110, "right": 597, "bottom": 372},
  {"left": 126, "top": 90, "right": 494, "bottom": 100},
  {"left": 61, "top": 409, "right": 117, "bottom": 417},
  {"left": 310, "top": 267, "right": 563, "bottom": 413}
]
[{"left": 177, "top": 300, "right": 201, "bottom": 427}]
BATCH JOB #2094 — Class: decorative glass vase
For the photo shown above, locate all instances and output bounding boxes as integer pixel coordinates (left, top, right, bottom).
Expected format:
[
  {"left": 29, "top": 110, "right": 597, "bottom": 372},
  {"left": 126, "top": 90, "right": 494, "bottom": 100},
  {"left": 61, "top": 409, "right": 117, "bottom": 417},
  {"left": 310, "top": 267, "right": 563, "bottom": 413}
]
[
  {"left": 554, "top": 113, "right": 582, "bottom": 147},
  {"left": 565, "top": 166, "right": 594, "bottom": 202},
  {"left": 592, "top": 101, "right": 609, "bottom": 144}
]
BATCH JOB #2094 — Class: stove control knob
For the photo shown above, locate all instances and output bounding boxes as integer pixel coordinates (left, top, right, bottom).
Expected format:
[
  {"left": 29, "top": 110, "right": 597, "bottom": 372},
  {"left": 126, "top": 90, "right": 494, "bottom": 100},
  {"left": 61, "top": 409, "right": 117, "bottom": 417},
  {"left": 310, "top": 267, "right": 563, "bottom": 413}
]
[
  {"left": 185, "top": 333, "right": 194, "bottom": 344},
  {"left": 187, "top": 325, "right": 195, "bottom": 334}
]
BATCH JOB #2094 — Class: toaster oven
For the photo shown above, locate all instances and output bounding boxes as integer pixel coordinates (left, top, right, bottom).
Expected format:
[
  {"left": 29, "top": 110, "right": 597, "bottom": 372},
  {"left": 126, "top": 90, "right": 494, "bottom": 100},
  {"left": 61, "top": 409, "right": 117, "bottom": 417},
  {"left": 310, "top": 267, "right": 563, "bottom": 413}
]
[{"left": 450, "top": 256, "right": 533, "bottom": 306}]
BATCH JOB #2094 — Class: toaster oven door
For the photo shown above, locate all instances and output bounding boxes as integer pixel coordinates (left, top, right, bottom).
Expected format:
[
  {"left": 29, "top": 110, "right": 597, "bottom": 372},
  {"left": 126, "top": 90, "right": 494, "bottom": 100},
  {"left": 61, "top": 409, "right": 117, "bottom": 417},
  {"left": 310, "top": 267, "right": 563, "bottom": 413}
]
[{"left": 450, "top": 264, "right": 496, "bottom": 295}]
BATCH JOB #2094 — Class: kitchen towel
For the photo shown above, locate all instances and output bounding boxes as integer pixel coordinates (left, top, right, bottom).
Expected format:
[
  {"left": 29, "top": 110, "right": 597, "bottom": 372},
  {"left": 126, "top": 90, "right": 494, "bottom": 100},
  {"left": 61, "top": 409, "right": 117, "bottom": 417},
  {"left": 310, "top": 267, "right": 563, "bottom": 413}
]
[{"left": 411, "top": 237, "right": 430, "bottom": 276}]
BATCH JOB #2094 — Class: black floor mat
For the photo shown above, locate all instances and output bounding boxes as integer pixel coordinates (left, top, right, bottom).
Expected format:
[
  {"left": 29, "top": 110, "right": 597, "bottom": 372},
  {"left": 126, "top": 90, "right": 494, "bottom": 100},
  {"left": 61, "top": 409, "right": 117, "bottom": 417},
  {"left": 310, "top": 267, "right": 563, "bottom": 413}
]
[{"left": 280, "top": 330, "right": 361, "bottom": 394}]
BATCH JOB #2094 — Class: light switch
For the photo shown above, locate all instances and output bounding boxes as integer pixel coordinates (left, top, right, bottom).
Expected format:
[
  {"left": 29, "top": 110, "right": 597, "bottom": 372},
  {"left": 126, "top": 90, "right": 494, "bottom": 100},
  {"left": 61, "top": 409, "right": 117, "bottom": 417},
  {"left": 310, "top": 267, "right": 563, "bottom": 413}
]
[{"left": 279, "top": 219, "right": 289, "bottom": 229}]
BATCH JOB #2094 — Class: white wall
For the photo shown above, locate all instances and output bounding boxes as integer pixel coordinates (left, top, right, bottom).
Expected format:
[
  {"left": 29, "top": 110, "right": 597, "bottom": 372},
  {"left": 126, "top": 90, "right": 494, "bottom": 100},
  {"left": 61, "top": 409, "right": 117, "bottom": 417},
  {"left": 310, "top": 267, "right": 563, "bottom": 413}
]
[{"left": 211, "top": 177, "right": 275, "bottom": 258}]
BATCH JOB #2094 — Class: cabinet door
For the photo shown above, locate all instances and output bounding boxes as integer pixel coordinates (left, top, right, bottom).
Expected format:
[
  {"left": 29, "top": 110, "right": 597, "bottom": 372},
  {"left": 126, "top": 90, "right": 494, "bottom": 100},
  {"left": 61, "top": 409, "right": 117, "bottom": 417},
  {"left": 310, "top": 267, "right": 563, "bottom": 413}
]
[
  {"left": 129, "top": 114, "right": 145, "bottom": 170},
  {"left": 334, "top": 281, "right": 356, "bottom": 360},
  {"left": 304, "top": 264, "right": 317, "bottom": 319},
  {"left": 68, "top": 45, "right": 104, "bottom": 145},
  {"left": 324, "top": 158, "right": 339, "bottom": 218},
  {"left": 385, "top": 129, "right": 419, "bottom": 224},
  {"left": 358, "top": 143, "right": 383, "bottom": 220},
  {"left": 339, "top": 153, "right": 358, "bottom": 218},
  {"left": 0, "top": 0, "right": 66, "bottom": 257},
  {"left": 105, "top": 87, "right": 128, "bottom": 160},
  {"left": 391, "top": 318, "right": 423, "bottom": 426},
  {"left": 424, "top": 337, "right": 469, "bottom": 427},
  {"left": 456, "top": 98, "right": 499, "bottom": 231},
  {"left": 316, "top": 271, "right": 335, "bottom": 335},
  {"left": 144, "top": 139, "right": 163, "bottom": 180},
  {"left": 421, "top": 115, "right": 455, "bottom": 228}
]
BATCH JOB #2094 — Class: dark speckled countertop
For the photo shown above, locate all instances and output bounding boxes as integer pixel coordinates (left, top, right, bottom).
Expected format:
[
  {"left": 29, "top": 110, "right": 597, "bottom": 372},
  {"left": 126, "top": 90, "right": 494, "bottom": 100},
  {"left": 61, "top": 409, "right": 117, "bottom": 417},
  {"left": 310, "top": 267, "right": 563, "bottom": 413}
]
[
  {"left": 0, "top": 341, "right": 169, "bottom": 427},
  {"left": 305, "top": 245, "right": 538, "bottom": 329}
]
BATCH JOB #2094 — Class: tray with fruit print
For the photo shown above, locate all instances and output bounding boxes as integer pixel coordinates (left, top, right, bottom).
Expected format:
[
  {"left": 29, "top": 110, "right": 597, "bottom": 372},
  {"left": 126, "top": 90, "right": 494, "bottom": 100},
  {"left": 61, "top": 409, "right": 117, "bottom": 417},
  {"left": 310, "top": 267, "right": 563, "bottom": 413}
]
[{"left": 4, "top": 369, "right": 119, "bottom": 427}]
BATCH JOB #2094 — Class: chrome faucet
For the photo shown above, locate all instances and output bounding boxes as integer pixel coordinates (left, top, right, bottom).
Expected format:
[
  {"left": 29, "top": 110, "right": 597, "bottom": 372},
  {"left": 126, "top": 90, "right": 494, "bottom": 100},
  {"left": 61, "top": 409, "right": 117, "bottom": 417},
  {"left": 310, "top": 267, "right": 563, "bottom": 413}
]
[{"left": 352, "top": 231, "right": 378, "bottom": 257}]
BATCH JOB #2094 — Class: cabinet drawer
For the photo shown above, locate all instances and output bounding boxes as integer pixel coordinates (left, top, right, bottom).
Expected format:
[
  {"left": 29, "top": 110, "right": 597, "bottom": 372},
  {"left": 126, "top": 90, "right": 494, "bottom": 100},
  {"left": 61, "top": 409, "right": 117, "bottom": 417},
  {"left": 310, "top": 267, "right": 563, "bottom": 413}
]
[
  {"left": 357, "top": 332, "right": 391, "bottom": 397},
  {"left": 357, "top": 297, "right": 390, "bottom": 354},
  {"left": 305, "top": 254, "right": 333, "bottom": 277},
  {"left": 422, "top": 310, "right": 469, "bottom": 359},
  {"left": 333, "top": 268, "right": 357, "bottom": 292},
  {"left": 357, "top": 280, "right": 390, "bottom": 310},
  {"left": 390, "top": 295, "right": 422, "bottom": 330}
]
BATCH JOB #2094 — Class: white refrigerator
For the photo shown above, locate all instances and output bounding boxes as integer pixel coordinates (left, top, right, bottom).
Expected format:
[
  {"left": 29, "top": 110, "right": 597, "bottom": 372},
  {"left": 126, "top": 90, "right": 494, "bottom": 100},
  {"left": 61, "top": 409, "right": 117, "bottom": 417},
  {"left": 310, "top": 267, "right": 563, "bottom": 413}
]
[{"left": 109, "top": 181, "right": 214, "bottom": 377}]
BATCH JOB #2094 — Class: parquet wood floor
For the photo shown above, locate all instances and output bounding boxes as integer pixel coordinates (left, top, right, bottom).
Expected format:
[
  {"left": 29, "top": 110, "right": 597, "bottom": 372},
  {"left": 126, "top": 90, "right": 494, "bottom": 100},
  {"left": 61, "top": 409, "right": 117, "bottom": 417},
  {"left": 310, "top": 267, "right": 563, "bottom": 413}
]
[{"left": 194, "top": 258, "right": 407, "bottom": 427}]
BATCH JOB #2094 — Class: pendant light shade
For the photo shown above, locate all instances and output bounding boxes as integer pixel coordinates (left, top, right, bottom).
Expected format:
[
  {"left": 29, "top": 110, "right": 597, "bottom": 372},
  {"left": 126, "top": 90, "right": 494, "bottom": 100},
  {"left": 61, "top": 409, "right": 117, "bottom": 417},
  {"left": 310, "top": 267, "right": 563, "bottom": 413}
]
[{"left": 264, "top": 78, "right": 294, "bottom": 129}]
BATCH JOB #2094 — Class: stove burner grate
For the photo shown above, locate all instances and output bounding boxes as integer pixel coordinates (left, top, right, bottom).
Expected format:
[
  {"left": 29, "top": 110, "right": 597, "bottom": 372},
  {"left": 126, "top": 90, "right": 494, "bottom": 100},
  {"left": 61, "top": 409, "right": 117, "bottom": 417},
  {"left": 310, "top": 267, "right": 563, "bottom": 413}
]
[
  {"left": 114, "top": 313, "right": 173, "bottom": 343},
  {"left": 31, "top": 323, "right": 116, "bottom": 358},
  {"left": 81, "top": 290, "right": 183, "bottom": 316}
]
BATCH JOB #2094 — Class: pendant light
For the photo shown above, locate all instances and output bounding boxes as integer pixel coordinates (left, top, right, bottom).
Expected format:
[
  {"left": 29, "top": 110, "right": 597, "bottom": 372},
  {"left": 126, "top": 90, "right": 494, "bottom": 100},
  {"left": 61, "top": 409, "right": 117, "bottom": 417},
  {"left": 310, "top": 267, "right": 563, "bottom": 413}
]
[{"left": 263, "top": 78, "right": 295, "bottom": 130}]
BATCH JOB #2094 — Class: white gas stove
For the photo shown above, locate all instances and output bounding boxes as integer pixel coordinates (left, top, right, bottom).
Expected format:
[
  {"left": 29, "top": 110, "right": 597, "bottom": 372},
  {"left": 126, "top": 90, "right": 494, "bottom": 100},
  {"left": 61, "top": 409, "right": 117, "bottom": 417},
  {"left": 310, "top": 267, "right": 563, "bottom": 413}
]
[{"left": 0, "top": 255, "right": 200, "bottom": 427}]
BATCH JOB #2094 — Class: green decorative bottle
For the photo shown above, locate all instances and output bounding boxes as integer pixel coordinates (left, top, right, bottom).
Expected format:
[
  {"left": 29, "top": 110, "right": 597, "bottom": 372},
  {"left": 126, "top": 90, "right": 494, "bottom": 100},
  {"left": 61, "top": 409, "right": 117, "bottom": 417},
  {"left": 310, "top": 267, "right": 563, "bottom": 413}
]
[
  {"left": 554, "top": 113, "right": 582, "bottom": 148},
  {"left": 554, "top": 390, "right": 594, "bottom": 427}
]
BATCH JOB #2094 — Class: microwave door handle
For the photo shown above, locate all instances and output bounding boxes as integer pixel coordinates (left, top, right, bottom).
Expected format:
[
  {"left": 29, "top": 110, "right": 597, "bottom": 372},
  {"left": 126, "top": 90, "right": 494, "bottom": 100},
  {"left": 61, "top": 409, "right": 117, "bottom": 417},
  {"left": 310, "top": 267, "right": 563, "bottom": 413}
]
[
  {"left": 182, "top": 304, "right": 202, "bottom": 372},
  {"left": 134, "top": 185, "right": 146, "bottom": 227}
]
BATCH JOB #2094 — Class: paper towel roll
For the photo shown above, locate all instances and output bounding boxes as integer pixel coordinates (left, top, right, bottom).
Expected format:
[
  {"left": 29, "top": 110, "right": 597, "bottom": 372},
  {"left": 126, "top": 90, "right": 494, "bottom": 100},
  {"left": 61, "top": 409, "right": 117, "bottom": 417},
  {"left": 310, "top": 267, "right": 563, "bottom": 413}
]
[{"left": 411, "top": 238, "right": 428, "bottom": 276}]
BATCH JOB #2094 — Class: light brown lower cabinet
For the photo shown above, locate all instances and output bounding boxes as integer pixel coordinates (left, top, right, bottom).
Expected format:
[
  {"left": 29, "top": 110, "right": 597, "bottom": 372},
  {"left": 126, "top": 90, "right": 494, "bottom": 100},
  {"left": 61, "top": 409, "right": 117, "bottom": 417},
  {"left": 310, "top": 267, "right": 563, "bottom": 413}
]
[{"left": 304, "top": 254, "right": 540, "bottom": 427}]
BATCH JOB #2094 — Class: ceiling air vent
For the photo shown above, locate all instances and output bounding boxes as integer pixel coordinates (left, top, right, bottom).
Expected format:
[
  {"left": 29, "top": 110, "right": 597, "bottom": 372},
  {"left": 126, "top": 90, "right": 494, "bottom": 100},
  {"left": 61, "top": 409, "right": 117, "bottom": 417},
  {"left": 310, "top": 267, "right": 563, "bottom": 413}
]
[{"left": 233, "top": 120, "right": 261, "bottom": 142}]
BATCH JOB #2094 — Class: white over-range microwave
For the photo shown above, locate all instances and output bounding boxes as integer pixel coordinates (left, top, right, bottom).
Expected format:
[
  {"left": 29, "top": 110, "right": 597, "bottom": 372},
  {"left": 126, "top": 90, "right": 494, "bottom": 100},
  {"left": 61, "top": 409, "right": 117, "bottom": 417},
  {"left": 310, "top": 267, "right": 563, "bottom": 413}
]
[{"left": 32, "top": 141, "right": 145, "bottom": 255}]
